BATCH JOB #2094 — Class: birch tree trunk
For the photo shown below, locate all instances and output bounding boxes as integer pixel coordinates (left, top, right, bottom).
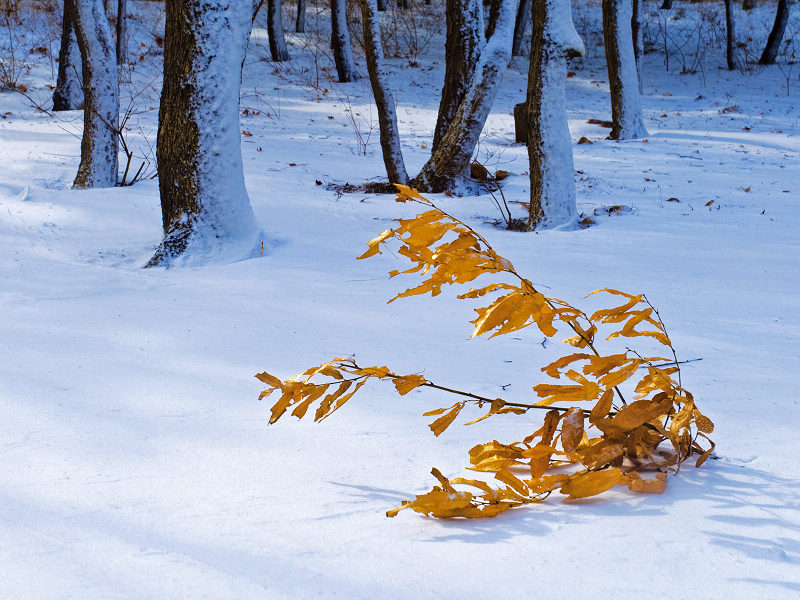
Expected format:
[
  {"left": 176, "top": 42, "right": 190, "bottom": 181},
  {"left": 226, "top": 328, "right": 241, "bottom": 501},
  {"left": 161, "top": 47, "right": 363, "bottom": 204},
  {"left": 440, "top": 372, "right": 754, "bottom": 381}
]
[
  {"left": 432, "top": 0, "right": 483, "bottom": 153},
  {"left": 148, "top": 0, "right": 259, "bottom": 267},
  {"left": 53, "top": 0, "right": 83, "bottom": 111},
  {"left": 413, "top": 0, "right": 518, "bottom": 192},
  {"left": 360, "top": 0, "right": 409, "bottom": 184},
  {"left": 268, "top": 0, "right": 290, "bottom": 61},
  {"left": 602, "top": 0, "right": 647, "bottom": 140},
  {"left": 331, "top": 0, "right": 359, "bottom": 81},
  {"left": 70, "top": 0, "right": 119, "bottom": 188},
  {"left": 527, "top": 0, "right": 584, "bottom": 229},
  {"left": 759, "top": 0, "right": 790, "bottom": 65}
]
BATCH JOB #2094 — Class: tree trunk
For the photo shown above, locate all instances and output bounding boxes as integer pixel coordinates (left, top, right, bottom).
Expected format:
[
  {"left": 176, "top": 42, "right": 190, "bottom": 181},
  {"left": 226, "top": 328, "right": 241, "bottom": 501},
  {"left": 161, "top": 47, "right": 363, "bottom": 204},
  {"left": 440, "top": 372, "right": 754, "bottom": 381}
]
[
  {"left": 268, "top": 0, "right": 290, "bottom": 60},
  {"left": 331, "top": 0, "right": 359, "bottom": 81},
  {"left": 361, "top": 0, "right": 409, "bottom": 184},
  {"left": 660, "top": 0, "right": 672, "bottom": 9},
  {"left": 725, "top": 0, "right": 735, "bottom": 70},
  {"left": 486, "top": 0, "right": 503, "bottom": 38},
  {"left": 511, "top": 0, "right": 530, "bottom": 57},
  {"left": 377, "top": 0, "right": 387, "bottom": 10},
  {"left": 116, "top": 0, "right": 127, "bottom": 66},
  {"left": 413, "top": 0, "right": 519, "bottom": 192},
  {"left": 295, "top": 0, "right": 306, "bottom": 32},
  {"left": 70, "top": 0, "right": 119, "bottom": 188},
  {"left": 148, "top": 0, "right": 259, "bottom": 267},
  {"left": 631, "top": 0, "right": 643, "bottom": 91},
  {"left": 759, "top": 0, "right": 789, "bottom": 65},
  {"left": 53, "top": 0, "right": 83, "bottom": 111},
  {"left": 602, "top": 0, "right": 647, "bottom": 140},
  {"left": 432, "top": 0, "right": 483, "bottom": 153},
  {"left": 527, "top": 0, "right": 584, "bottom": 229},
  {"left": 742, "top": 0, "right": 755, "bottom": 11}
]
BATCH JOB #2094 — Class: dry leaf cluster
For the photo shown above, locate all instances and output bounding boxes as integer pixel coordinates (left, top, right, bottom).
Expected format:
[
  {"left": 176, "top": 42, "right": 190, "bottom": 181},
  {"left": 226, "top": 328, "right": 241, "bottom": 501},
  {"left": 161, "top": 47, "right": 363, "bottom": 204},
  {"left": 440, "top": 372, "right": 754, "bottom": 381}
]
[{"left": 257, "top": 186, "right": 715, "bottom": 519}]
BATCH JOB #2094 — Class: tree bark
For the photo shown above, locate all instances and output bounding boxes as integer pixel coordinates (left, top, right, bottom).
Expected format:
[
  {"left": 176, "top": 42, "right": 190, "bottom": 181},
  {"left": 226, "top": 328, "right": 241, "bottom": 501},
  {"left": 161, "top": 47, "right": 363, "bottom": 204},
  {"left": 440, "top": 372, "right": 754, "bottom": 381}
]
[
  {"left": 148, "top": 0, "right": 259, "bottom": 267},
  {"left": 432, "top": 0, "right": 483, "bottom": 153},
  {"left": 295, "top": 0, "right": 306, "bottom": 32},
  {"left": 331, "top": 0, "right": 359, "bottom": 81},
  {"left": 361, "top": 0, "right": 409, "bottom": 184},
  {"left": 511, "top": 0, "right": 530, "bottom": 57},
  {"left": 116, "top": 0, "right": 127, "bottom": 66},
  {"left": 53, "top": 0, "right": 83, "bottom": 111},
  {"left": 413, "top": 0, "right": 518, "bottom": 192},
  {"left": 527, "top": 0, "right": 584, "bottom": 229},
  {"left": 602, "top": 0, "right": 647, "bottom": 140},
  {"left": 268, "top": 0, "right": 290, "bottom": 60},
  {"left": 659, "top": 0, "right": 672, "bottom": 9},
  {"left": 725, "top": 0, "right": 735, "bottom": 70},
  {"left": 631, "top": 0, "right": 643, "bottom": 91},
  {"left": 759, "top": 0, "right": 789, "bottom": 65},
  {"left": 70, "top": 0, "right": 119, "bottom": 188}
]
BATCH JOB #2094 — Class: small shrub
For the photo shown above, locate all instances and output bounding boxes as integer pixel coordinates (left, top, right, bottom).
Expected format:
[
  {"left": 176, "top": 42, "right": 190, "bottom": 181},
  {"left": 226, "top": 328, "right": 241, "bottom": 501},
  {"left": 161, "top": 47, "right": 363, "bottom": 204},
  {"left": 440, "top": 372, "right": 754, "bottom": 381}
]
[{"left": 257, "top": 186, "right": 715, "bottom": 519}]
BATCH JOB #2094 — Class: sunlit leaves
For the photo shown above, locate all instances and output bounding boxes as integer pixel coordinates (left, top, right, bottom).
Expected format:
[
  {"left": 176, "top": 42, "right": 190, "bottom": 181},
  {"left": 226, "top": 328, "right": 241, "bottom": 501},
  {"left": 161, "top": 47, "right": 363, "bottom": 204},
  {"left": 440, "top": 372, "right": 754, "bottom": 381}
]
[{"left": 258, "top": 187, "right": 716, "bottom": 520}]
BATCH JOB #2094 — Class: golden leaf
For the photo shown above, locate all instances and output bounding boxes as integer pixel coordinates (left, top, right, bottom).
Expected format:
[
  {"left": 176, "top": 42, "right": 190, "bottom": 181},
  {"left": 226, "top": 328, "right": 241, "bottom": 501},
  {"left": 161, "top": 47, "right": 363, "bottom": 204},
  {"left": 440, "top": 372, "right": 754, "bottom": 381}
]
[
  {"left": 525, "top": 474, "right": 570, "bottom": 494},
  {"left": 578, "top": 440, "right": 624, "bottom": 469},
  {"left": 695, "top": 433, "right": 716, "bottom": 467},
  {"left": 357, "top": 229, "right": 394, "bottom": 260},
  {"left": 608, "top": 396, "right": 673, "bottom": 431},
  {"left": 464, "top": 398, "right": 507, "bottom": 425},
  {"left": 625, "top": 472, "right": 667, "bottom": 494},
  {"left": 255, "top": 371, "right": 282, "bottom": 388},
  {"left": 428, "top": 402, "right": 465, "bottom": 436},
  {"left": 314, "top": 380, "right": 352, "bottom": 421},
  {"left": 561, "top": 468, "right": 623, "bottom": 500},
  {"left": 393, "top": 374, "right": 428, "bottom": 396},
  {"left": 290, "top": 383, "right": 330, "bottom": 419},
  {"left": 589, "top": 389, "right": 615, "bottom": 424},
  {"left": 542, "top": 353, "right": 592, "bottom": 378},
  {"left": 494, "top": 469, "right": 530, "bottom": 496},
  {"left": 560, "top": 407, "right": 585, "bottom": 453}
]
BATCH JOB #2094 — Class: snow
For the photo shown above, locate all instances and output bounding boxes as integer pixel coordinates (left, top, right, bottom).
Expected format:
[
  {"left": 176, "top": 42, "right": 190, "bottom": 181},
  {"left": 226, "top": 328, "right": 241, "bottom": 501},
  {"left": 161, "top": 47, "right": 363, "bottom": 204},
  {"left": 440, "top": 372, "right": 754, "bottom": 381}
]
[{"left": 2, "top": 1, "right": 800, "bottom": 598}]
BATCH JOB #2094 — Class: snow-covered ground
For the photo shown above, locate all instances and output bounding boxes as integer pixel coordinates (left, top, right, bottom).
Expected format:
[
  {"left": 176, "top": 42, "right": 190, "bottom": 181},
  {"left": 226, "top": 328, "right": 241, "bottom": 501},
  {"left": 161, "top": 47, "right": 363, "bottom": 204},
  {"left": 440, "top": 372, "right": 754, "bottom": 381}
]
[{"left": 1, "top": 1, "right": 799, "bottom": 598}]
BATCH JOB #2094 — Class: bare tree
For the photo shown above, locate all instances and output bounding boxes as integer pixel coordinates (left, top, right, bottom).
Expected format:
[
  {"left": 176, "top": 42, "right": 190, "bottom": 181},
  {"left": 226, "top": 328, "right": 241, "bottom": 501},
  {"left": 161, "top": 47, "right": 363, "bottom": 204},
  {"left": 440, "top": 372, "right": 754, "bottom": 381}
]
[
  {"left": 116, "top": 0, "right": 128, "bottom": 66},
  {"left": 268, "top": 0, "right": 290, "bottom": 60},
  {"left": 433, "top": 0, "right": 483, "bottom": 153},
  {"left": 602, "top": 0, "right": 647, "bottom": 140},
  {"left": 360, "top": 0, "right": 408, "bottom": 184},
  {"left": 511, "top": 0, "right": 530, "bottom": 57},
  {"left": 53, "top": 0, "right": 83, "bottom": 111},
  {"left": 527, "top": 0, "right": 584, "bottom": 229},
  {"left": 70, "top": 0, "right": 119, "bottom": 188},
  {"left": 331, "top": 0, "right": 359, "bottom": 81},
  {"left": 148, "top": 0, "right": 259, "bottom": 267},
  {"left": 725, "top": 0, "right": 735, "bottom": 70},
  {"left": 759, "top": 0, "right": 790, "bottom": 65},
  {"left": 413, "top": 0, "right": 519, "bottom": 192},
  {"left": 295, "top": 0, "right": 306, "bottom": 32}
]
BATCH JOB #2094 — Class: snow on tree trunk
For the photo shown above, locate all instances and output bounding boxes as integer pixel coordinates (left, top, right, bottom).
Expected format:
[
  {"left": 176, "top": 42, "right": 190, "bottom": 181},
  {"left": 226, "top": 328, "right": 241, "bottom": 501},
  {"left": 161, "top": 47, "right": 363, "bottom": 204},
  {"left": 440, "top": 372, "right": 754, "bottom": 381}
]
[
  {"left": 602, "top": 0, "right": 647, "bottom": 140},
  {"left": 360, "top": 0, "right": 409, "bottom": 184},
  {"left": 511, "top": 0, "right": 530, "bottom": 57},
  {"left": 53, "top": 1, "right": 83, "bottom": 111},
  {"left": 331, "top": 0, "right": 359, "bottom": 82},
  {"left": 413, "top": 0, "right": 519, "bottom": 193},
  {"left": 148, "top": 0, "right": 259, "bottom": 267},
  {"left": 70, "top": 0, "right": 119, "bottom": 188},
  {"left": 432, "top": 0, "right": 483, "bottom": 153},
  {"left": 295, "top": 0, "right": 306, "bottom": 33},
  {"left": 268, "top": 0, "right": 290, "bottom": 61},
  {"left": 759, "top": 0, "right": 790, "bottom": 65},
  {"left": 527, "top": 0, "right": 584, "bottom": 229}
]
